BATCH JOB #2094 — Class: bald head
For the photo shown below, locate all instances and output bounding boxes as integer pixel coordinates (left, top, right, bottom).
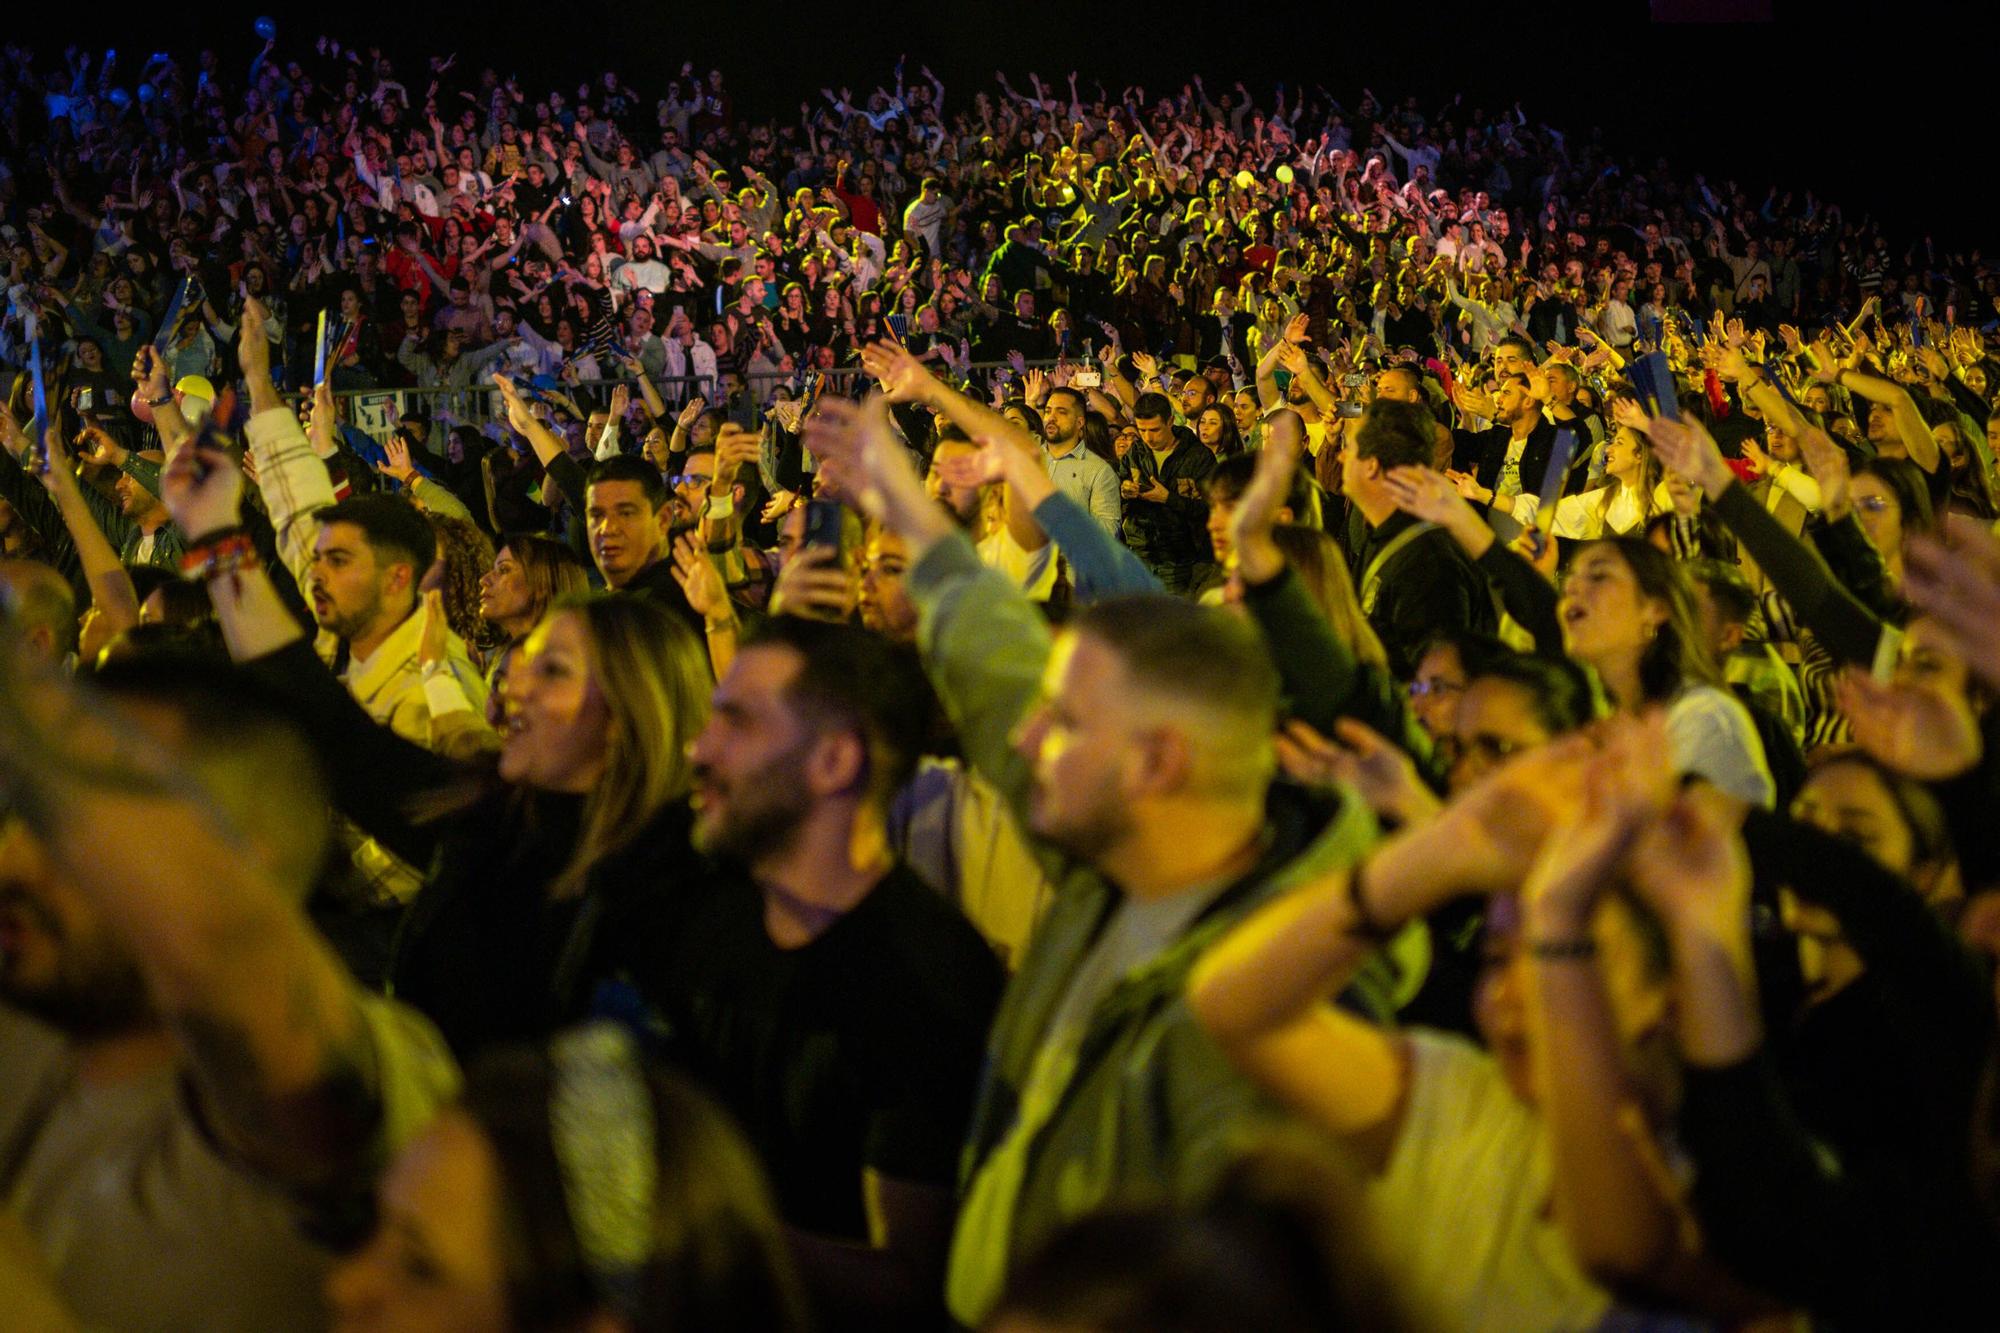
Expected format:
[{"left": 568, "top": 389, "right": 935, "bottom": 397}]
[{"left": 0, "top": 559, "right": 79, "bottom": 661}]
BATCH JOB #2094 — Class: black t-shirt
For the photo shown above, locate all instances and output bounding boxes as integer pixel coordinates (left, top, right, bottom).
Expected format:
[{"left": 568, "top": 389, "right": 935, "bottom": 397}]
[{"left": 645, "top": 863, "right": 1003, "bottom": 1240}]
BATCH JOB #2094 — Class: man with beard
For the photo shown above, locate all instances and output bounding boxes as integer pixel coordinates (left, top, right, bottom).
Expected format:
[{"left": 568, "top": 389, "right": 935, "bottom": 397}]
[
  {"left": 799, "top": 393, "right": 1382, "bottom": 1329},
  {"left": 0, "top": 657, "right": 456, "bottom": 1331},
  {"left": 647, "top": 615, "right": 1001, "bottom": 1329},
  {"left": 1040, "top": 386, "right": 1121, "bottom": 538},
  {"left": 245, "top": 304, "right": 487, "bottom": 745}
]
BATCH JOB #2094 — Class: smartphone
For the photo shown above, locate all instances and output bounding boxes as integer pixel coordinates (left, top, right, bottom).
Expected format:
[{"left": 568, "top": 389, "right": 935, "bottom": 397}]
[
  {"left": 76, "top": 386, "right": 97, "bottom": 411},
  {"left": 804, "top": 497, "right": 846, "bottom": 553},
  {"left": 1342, "top": 373, "right": 1366, "bottom": 388},
  {"left": 1073, "top": 369, "right": 1102, "bottom": 389},
  {"left": 1337, "top": 401, "right": 1365, "bottom": 419}
]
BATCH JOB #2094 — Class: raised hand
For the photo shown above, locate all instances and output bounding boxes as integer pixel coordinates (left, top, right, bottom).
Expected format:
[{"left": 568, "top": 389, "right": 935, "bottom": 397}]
[
  {"left": 1275, "top": 716, "right": 1442, "bottom": 828},
  {"left": 1643, "top": 415, "right": 1733, "bottom": 498},
  {"left": 767, "top": 543, "right": 854, "bottom": 622},
  {"left": 1793, "top": 425, "right": 1851, "bottom": 518},
  {"left": 1833, "top": 667, "right": 1983, "bottom": 781},
  {"left": 381, "top": 433, "right": 417, "bottom": 485},
  {"left": 858, "top": 338, "right": 937, "bottom": 404},
  {"left": 160, "top": 434, "right": 243, "bottom": 539},
  {"left": 675, "top": 395, "right": 707, "bottom": 432},
  {"left": 669, "top": 531, "right": 731, "bottom": 622},
  {"left": 238, "top": 297, "right": 272, "bottom": 385},
  {"left": 491, "top": 373, "right": 537, "bottom": 436},
  {"left": 416, "top": 588, "right": 449, "bottom": 669}
]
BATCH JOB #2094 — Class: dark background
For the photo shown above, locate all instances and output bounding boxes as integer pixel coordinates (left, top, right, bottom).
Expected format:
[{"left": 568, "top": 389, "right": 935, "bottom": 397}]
[{"left": 8, "top": 1, "right": 1981, "bottom": 245}]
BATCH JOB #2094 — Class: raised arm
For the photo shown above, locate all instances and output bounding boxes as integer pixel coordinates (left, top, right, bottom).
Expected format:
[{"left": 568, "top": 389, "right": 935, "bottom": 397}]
[{"left": 803, "top": 393, "right": 1048, "bottom": 814}]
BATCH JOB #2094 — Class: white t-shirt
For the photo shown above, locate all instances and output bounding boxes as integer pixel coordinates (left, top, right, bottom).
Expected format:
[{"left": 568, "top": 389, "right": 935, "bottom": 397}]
[
  {"left": 1369, "top": 1030, "right": 1611, "bottom": 1333},
  {"left": 979, "top": 526, "right": 1058, "bottom": 602}
]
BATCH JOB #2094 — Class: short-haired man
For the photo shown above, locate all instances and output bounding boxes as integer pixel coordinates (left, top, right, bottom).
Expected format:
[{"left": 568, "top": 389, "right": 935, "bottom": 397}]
[
  {"left": 1449, "top": 373, "right": 1572, "bottom": 516},
  {"left": 244, "top": 307, "right": 488, "bottom": 744},
  {"left": 1040, "top": 386, "right": 1121, "bottom": 538},
  {"left": 1347, "top": 400, "right": 1498, "bottom": 676},
  {"left": 802, "top": 395, "right": 1384, "bottom": 1327},
  {"left": 660, "top": 616, "right": 1003, "bottom": 1326},
  {"left": 1118, "top": 391, "right": 1217, "bottom": 593}
]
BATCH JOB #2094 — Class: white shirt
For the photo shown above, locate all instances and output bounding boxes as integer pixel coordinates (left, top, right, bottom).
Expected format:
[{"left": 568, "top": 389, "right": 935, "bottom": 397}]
[{"left": 1369, "top": 1031, "right": 1611, "bottom": 1333}]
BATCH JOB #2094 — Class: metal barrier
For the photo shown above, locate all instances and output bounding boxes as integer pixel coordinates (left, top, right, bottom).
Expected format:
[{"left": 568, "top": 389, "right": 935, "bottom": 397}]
[{"left": 308, "top": 360, "right": 1071, "bottom": 445}]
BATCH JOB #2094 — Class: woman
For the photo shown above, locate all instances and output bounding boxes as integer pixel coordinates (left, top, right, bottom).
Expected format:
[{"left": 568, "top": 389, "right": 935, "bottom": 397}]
[
  {"left": 1849, "top": 456, "right": 1934, "bottom": 590},
  {"left": 1519, "top": 424, "right": 1664, "bottom": 540},
  {"left": 1791, "top": 750, "right": 1958, "bottom": 912},
  {"left": 329, "top": 1025, "right": 809, "bottom": 1332},
  {"left": 162, "top": 435, "right": 712, "bottom": 1060},
  {"left": 478, "top": 534, "right": 592, "bottom": 680},
  {"left": 1387, "top": 466, "right": 1775, "bottom": 805},
  {"left": 1194, "top": 403, "right": 1243, "bottom": 460}
]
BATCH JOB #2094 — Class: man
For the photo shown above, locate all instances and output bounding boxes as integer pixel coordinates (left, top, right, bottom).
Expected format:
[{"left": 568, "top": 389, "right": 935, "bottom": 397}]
[
  {"left": 1119, "top": 391, "right": 1216, "bottom": 594},
  {"left": 1039, "top": 386, "right": 1120, "bottom": 538},
  {"left": 1347, "top": 400, "right": 1498, "bottom": 676},
  {"left": 247, "top": 308, "right": 487, "bottom": 744},
  {"left": 0, "top": 657, "right": 456, "bottom": 1331},
  {"left": 801, "top": 395, "right": 1381, "bottom": 1327},
  {"left": 902, "top": 176, "right": 948, "bottom": 258},
  {"left": 658, "top": 617, "right": 1003, "bottom": 1325},
  {"left": 581, "top": 454, "right": 703, "bottom": 626},
  {"left": 1449, "top": 374, "right": 1568, "bottom": 517},
  {"left": 0, "top": 558, "right": 75, "bottom": 663}
]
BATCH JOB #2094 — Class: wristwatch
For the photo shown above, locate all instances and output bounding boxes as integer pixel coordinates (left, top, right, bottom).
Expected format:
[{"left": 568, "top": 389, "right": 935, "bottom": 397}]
[{"left": 148, "top": 393, "right": 174, "bottom": 407}]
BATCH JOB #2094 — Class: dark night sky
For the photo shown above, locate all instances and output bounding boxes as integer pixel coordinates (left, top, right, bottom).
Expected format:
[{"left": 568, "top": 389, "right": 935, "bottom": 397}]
[{"left": 8, "top": 2, "right": 1976, "bottom": 245}]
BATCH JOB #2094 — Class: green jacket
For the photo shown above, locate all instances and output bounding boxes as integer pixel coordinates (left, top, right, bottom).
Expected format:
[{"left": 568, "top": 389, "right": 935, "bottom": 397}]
[{"left": 908, "top": 533, "right": 1386, "bottom": 1298}]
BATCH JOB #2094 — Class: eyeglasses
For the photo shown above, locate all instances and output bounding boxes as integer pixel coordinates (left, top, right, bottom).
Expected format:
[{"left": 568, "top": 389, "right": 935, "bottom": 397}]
[
  {"left": 1407, "top": 677, "right": 1466, "bottom": 701},
  {"left": 1855, "top": 495, "right": 1892, "bottom": 513}
]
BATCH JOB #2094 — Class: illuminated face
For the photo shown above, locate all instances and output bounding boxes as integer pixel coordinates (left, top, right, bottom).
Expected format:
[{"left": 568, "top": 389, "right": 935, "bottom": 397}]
[
  {"left": 687, "top": 644, "right": 819, "bottom": 861},
  {"left": 1133, "top": 415, "right": 1174, "bottom": 453},
  {"left": 1558, "top": 545, "right": 1664, "bottom": 672},
  {"left": 310, "top": 522, "right": 399, "bottom": 641},
  {"left": 1008, "top": 633, "right": 1143, "bottom": 860},
  {"left": 477, "top": 545, "right": 537, "bottom": 635},
  {"left": 1407, "top": 642, "right": 1469, "bottom": 740},
  {"left": 585, "top": 479, "right": 666, "bottom": 588},
  {"left": 859, "top": 527, "right": 916, "bottom": 642},
  {"left": 1848, "top": 473, "right": 1902, "bottom": 566},
  {"left": 1446, "top": 678, "right": 1555, "bottom": 795},
  {"left": 496, "top": 611, "right": 609, "bottom": 793}
]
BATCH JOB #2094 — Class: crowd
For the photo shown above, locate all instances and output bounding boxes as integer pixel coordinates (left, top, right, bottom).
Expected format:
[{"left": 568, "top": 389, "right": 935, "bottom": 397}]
[{"left": 3, "top": 27, "right": 2000, "bottom": 1333}]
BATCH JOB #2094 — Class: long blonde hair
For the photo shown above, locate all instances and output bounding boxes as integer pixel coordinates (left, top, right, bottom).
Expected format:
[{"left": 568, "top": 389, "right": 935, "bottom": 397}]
[
  {"left": 1272, "top": 525, "right": 1389, "bottom": 672},
  {"left": 547, "top": 594, "right": 710, "bottom": 900}
]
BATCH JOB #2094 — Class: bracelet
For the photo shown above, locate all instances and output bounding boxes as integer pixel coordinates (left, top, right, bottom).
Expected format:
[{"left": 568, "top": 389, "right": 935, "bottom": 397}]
[
  {"left": 703, "top": 491, "right": 735, "bottom": 520},
  {"left": 180, "top": 529, "right": 260, "bottom": 583},
  {"left": 148, "top": 393, "right": 174, "bottom": 407},
  {"left": 1344, "top": 858, "right": 1397, "bottom": 942},
  {"left": 1525, "top": 936, "right": 1599, "bottom": 961}
]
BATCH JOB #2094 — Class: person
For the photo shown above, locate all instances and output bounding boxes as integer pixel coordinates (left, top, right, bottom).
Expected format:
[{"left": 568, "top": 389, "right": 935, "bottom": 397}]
[
  {"left": 1039, "top": 386, "right": 1121, "bottom": 539},
  {"left": 1189, "top": 718, "right": 1766, "bottom": 1329},
  {"left": 983, "top": 1136, "right": 1410, "bottom": 1333},
  {"left": 476, "top": 533, "right": 591, "bottom": 677},
  {"left": 491, "top": 374, "right": 704, "bottom": 630},
  {"left": 800, "top": 394, "right": 1384, "bottom": 1327},
  {"left": 1385, "top": 465, "right": 1776, "bottom": 806},
  {"left": 637, "top": 614, "right": 1005, "bottom": 1326},
  {"left": 0, "top": 653, "right": 457, "bottom": 1331},
  {"left": 329, "top": 1025, "right": 811, "bottom": 1333},
  {"left": 1117, "top": 391, "right": 1217, "bottom": 593},
  {"left": 244, "top": 306, "right": 489, "bottom": 746},
  {"left": 158, "top": 429, "right": 715, "bottom": 1062},
  {"left": 1341, "top": 401, "right": 1498, "bottom": 677}
]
